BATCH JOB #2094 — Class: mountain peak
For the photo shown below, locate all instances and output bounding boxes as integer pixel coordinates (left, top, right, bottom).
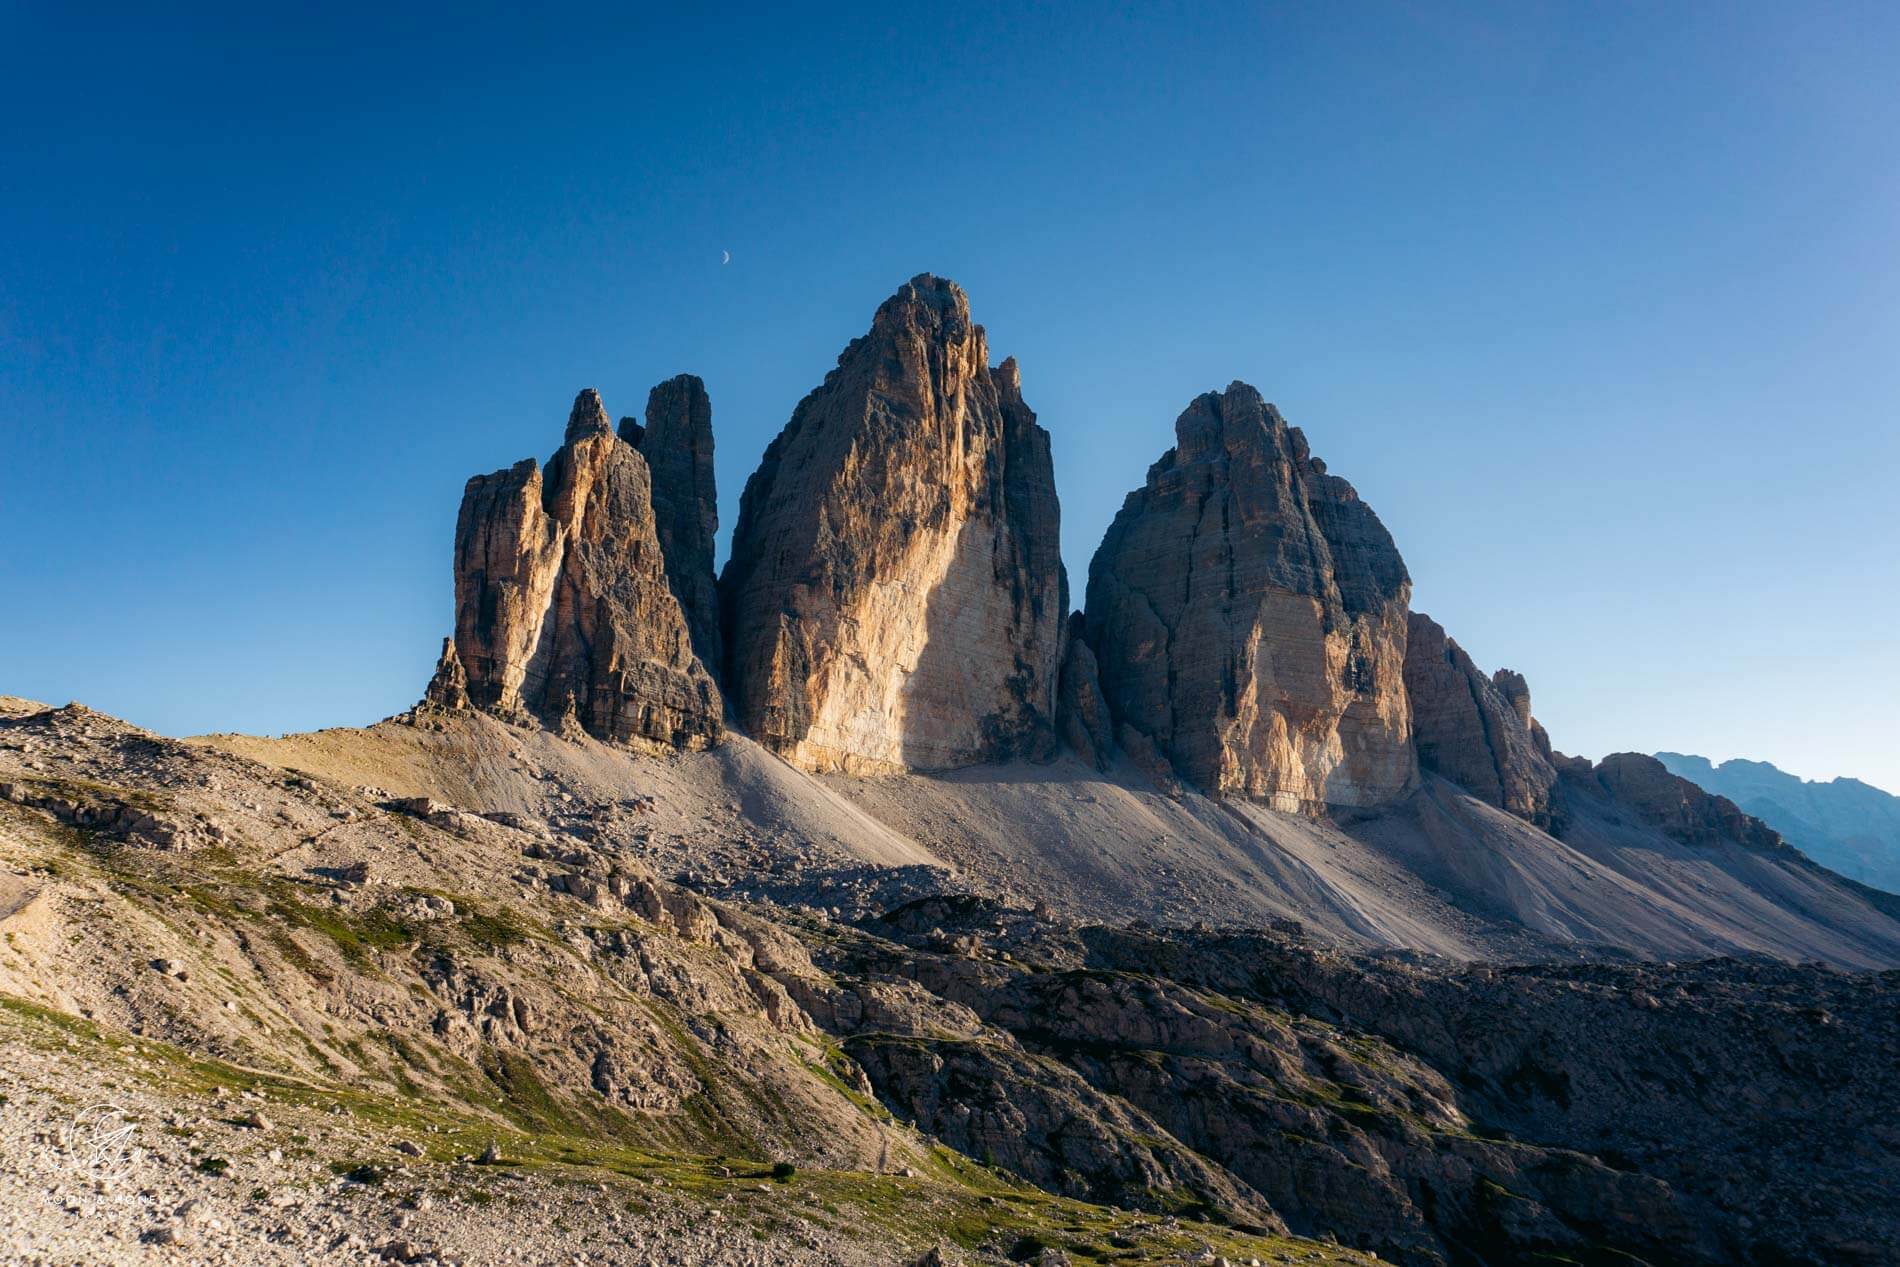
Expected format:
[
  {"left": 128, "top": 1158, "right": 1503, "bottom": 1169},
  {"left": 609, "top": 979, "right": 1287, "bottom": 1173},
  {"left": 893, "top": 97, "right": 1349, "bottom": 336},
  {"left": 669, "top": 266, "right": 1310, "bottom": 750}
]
[
  {"left": 720, "top": 275, "right": 1061, "bottom": 773},
  {"left": 564, "top": 387, "right": 613, "bottom": 442},
  {"left": 1085, "top": 384, "right": 1414, "bottom": 810}
]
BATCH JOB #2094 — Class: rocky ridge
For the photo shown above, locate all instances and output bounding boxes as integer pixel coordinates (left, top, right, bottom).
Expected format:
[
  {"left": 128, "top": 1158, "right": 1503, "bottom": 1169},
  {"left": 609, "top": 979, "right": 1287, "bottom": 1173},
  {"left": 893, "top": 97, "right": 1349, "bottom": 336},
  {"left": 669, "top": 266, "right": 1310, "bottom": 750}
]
[
  {"left": 1589, "top": 751, "right": 1793, "bottom": 853},
  {"left": 1656, "top": 751, "right": 1900, "bottom": 892},
  {"left": 1401, "top": 612, "right": 1561, "bottom": 829}
]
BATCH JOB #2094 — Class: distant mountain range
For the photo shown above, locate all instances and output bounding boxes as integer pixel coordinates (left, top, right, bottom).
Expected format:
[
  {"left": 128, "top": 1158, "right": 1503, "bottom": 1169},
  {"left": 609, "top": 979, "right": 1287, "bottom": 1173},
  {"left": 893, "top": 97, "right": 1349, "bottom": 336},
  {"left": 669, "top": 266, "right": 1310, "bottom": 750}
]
[{"left": 1656, "top": 752, "right": 1900, "bottom": 894}]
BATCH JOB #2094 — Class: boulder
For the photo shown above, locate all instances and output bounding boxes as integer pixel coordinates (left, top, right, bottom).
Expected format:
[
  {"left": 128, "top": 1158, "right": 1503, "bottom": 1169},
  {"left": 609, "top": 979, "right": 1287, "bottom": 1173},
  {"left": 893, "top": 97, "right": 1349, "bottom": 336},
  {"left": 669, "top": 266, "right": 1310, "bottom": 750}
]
[
  {"left": 1084, "top": 383, "right": 1415, "bottom": 811},
  {"left": 719, "top": 275, "right": 1065, "bottom": 773}
]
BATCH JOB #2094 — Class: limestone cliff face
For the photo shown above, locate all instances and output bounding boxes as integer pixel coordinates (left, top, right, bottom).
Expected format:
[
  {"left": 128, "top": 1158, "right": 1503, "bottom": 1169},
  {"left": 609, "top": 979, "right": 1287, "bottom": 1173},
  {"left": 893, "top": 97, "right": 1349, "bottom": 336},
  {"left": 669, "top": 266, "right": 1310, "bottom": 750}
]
[
  {"left": 718, "top": 275, "right": 1065, "bottom": 774},
  {"left": 619, "top": 375, "right": 721, "bottom": 674},
  {"left": 428, "top": 389, "right": 721, "bottom": 750},
  {"left": 1084, "top": 383, "right": 1415, "bottom": 811},
  {"left": 1403, "top": 612, "right": 1561, "bottom": 828}
]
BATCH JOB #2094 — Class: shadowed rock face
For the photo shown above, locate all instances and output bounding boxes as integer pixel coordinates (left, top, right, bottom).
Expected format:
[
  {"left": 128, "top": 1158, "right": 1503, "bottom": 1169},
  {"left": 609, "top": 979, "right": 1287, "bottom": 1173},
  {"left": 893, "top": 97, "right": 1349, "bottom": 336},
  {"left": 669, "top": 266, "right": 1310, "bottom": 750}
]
[
  {"left": 1403, "top": 611, "right": 1561, "bottom": 828},
  {"left": 619, "top": 374, "right": 721, "bottom": 675},
  {"left": 1084, "top": 383, "right": 1416, "bottom": 811},
  {"left": 718, "top": 275, "right": 1066, "bottom": 774},
  {"left": 1654, "top": 751, "right": 1900, "bottom": 893},
  {"left": 1056, "top": 613, "right": 1114, "bottom": 771},
  {"left": 428, "top": 389, "right": 722, "bottom": 750},
  {"left": 1590, "top": 752, "right": 1786, "bottom": 851}
]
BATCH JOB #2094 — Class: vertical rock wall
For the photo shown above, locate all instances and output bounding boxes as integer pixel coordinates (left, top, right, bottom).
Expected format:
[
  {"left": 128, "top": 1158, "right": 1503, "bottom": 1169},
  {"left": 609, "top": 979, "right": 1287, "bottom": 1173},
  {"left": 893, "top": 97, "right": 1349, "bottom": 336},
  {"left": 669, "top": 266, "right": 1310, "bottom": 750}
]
[
  {"left": 718, "top": 275, "right": 1066, "bottom": 774},
  {"left": 1402, "top": 612, "right": 1560, "bottom": 828},
  {"left": 621, "top": 374, "right": 722, "bottom": 675},
  {"left": 1084, "top": 383, "right": 1416, "bottom": 811}
]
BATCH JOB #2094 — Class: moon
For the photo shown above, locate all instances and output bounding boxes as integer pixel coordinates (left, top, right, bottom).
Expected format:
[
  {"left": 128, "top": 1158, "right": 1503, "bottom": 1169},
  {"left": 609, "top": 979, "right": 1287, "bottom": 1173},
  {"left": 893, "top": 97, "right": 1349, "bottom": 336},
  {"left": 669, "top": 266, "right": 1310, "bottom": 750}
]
[{"left": 721, "top": 249, "right": 731, "bottom": 265}]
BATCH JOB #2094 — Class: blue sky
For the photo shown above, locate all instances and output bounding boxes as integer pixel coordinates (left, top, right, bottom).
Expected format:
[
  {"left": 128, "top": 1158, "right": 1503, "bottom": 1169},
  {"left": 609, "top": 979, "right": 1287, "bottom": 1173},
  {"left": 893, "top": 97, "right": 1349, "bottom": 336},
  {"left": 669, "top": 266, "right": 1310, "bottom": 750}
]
[{"left": 3, "top": 3, "right": 1897, "bottom": 791}]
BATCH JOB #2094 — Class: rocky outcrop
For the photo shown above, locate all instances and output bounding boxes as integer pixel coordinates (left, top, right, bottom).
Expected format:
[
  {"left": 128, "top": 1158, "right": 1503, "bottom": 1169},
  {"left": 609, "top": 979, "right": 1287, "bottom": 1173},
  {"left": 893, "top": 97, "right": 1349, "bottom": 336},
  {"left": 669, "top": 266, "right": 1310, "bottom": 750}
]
[
  {"left": 800, "top": 895, "right": 1900, "bottom": 1267},
  {"left": 431, "top": 389, "right": 721, "bottom": 750},
  {"left": 1403, "top": 612, "right": 1561, "bottom": 828},
  {"left": 619, "top": 375, "right": 721, "bottom": 673},
  {"left": 718, "top": 275, "right": 1066, "bottom": 774},
  {"left": 1056, "top": 614, "right": 1114, "bottom": 770},
  {"left": 1655, "top": 751, "right": 1900, "bottom": 892},
  {"left": 1083, "top": 382, "right": 1415, "bottom": 811},
  {"left": 1589, "top": 752, "right": 1785, "bottom": 851},
  {"left": 422, "top": 636, "right": 469, "bottom": 711}
]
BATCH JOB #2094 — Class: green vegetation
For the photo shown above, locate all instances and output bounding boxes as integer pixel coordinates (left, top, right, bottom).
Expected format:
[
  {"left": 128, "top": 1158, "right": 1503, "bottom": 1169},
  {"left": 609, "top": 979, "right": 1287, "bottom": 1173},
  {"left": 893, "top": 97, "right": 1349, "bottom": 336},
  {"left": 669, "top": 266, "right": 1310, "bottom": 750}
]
[
  {"left": 0, "top": 991, "right": 1377, "bottom": 1266},
  {"left": 261, "top": 880, "right": 414, "bottom": 966},
  {"left": 456, "top": 905, "right": 541, "bottom": 949}
]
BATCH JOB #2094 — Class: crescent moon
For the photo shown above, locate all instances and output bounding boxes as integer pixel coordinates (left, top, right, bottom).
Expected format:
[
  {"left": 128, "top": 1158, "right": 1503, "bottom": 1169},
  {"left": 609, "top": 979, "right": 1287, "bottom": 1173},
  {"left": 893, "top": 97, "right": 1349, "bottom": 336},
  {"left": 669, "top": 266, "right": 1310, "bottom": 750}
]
[{"left": 721, "top": 250, "right": 731, "bottom": 265}]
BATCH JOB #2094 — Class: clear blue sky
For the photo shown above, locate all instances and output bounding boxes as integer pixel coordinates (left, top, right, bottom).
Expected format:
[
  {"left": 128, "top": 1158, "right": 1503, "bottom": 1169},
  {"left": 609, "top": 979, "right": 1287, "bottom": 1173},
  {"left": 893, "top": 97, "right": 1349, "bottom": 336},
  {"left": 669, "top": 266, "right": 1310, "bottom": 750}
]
[{"left": 3, "top": 3, "right": 1896, "bottom": 791}]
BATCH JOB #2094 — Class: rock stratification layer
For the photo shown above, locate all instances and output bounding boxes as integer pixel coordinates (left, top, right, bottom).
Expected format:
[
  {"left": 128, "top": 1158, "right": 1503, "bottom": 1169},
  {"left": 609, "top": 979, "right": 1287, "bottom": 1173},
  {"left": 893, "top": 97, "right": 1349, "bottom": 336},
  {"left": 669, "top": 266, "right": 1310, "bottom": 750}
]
[
  {"left": 619, "top": 374, "right": 721, "bottom": 674},
  {"left": 430, "top": 389, "right": 721, "bottom": 750},
  {"left": 719, "top": 275, "right": 1065, "bottom": 774},
  {"left": 1084, "top": 383, "right": 1415, "bottom": 811},
  {"left": 1403, "top": 611, "right": 1561, "bottom": 828}
]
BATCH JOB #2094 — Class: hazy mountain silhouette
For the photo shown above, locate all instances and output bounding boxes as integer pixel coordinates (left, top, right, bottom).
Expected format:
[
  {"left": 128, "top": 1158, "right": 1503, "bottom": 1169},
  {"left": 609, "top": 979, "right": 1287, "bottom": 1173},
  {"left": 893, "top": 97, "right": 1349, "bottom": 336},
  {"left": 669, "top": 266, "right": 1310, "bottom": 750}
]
[{"left": 1656, "top": 753, "right": 1900, "bottom": 894}]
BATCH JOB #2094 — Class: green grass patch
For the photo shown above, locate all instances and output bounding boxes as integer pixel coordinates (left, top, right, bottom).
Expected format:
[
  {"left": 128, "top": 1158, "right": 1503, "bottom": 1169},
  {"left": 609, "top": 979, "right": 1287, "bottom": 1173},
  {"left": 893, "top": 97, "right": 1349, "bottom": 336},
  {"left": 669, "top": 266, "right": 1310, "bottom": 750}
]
[
  {"left": 262, "top": 880, "right": 414, "bottom": 967},
  {"left": 0, "top": 991, "right": 1381, "bottom": 1266}
]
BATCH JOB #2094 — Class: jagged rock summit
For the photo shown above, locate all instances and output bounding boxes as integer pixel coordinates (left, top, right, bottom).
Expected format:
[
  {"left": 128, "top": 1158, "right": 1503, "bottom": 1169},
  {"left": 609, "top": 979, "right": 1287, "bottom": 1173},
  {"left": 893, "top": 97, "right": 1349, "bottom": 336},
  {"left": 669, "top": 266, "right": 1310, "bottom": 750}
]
[
  {"left": 619, "top": 374, "right": 721, "bottom": 674},
  {"left": 426, "top": 388, "right": 722, "bottom": 750},
  {"left": 718, "top": 274, "right": 1066, "bottom": 774},
  {"left": 1403, "top": 611, "right": 1562, "bottom": 828},
  {"left": 1084, "top": 382, "right": 1416, "bottom": 811}
]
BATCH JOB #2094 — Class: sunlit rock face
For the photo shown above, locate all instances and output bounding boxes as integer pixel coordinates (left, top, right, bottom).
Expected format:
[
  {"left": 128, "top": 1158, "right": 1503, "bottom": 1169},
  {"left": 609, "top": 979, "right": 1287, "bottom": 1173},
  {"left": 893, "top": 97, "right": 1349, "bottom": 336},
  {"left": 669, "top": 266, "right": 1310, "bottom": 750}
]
[
  {"left": 1084, "top": 383, "right": 1416, "bottom": 811},
  {"left": 429, "top": 389, "right": 722, "bottom": 750},
  {"left": 718, "top": 275, "right": 1065, "bottom": 774}
]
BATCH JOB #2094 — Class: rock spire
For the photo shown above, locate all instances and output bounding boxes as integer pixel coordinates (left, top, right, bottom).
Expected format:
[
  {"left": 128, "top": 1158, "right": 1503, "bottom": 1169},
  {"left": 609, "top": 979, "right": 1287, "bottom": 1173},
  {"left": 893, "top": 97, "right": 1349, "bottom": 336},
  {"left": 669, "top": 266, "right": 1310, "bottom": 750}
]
[
  {"left": 426, "top": 388, "right": 722, "bottom": 750},
  {"left": 620, "top": 374, "right": 721, "bottom": 674},
  {"left": 718, "top": 275, "right": 1066, "bottom": 773},
  {"left": 1402, "top": 612, "right": 1561, "bottom": 828}
]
